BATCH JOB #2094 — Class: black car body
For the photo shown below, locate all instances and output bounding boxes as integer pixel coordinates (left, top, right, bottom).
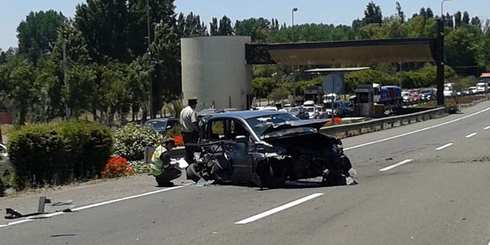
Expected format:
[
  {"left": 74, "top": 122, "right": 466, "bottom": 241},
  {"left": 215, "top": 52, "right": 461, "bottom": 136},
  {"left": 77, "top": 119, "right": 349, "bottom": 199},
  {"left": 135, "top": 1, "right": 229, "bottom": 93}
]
[
  {"left": 144, "top": 118, "right": 179, "bottom": 135},
  {"left": 186, "top": 111, "right": 354, "bottom": 188}
]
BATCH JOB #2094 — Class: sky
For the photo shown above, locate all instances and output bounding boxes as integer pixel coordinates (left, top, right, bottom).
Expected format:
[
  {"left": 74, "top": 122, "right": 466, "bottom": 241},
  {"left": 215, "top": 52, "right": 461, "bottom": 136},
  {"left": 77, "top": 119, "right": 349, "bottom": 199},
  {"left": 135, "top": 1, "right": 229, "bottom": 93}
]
[{"left": 1, "top": 0, "right": 489, "bottom": 50}]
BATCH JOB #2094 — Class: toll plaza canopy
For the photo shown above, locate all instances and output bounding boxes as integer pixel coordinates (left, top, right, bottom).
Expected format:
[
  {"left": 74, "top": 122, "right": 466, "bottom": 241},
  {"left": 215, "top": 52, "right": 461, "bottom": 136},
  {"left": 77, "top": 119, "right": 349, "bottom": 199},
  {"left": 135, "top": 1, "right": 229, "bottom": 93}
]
[{"left": 246, "top": 38, "right": 438, "bottom": 66}]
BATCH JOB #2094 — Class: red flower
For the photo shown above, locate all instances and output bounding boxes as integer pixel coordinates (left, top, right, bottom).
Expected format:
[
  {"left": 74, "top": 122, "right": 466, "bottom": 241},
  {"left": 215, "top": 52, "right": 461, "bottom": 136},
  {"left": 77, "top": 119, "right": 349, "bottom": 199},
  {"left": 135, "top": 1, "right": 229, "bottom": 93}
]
[{"left": 101, "top": 156, "right": 134, "bottom": 178}]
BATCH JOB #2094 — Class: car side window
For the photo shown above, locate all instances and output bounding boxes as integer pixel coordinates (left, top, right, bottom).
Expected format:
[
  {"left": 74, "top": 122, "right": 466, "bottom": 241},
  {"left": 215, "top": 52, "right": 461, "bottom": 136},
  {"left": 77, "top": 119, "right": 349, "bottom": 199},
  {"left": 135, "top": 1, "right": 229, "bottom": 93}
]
[
  {"left": 209, "top": 120, "right": 225, "bottom": 140},
  {"left": 229, "top": 120, "right": 249, "bottom": 139}
]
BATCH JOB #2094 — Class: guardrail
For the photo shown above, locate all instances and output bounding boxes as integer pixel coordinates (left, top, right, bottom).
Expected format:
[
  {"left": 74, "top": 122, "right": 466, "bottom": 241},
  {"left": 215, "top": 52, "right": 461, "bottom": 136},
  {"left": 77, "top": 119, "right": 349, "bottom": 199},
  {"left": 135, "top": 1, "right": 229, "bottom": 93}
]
[{"left": 320, "top": 107, "right": 448, "bottom": 139}]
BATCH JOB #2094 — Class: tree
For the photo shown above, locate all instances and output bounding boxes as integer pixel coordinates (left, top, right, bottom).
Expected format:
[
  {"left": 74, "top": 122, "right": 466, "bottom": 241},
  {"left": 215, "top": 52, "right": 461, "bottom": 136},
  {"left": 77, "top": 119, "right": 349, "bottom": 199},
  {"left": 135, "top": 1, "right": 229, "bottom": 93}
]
[
  {"left": 419, "top": 8, "right": 427, "bottom": 19},
  {"left": 395, "top": 2, "right": 405, "bottom": 23},
  {"left": 127, "top": 0, "right": 177, "bottom": 56},
  {"left": 218, "top": 16, "right": 234, "bottom": 35},
  {"left": 75, "top": 0, "right": 129, "bottom": 62},
  {"left": 234, "top": 18, "right": 271, "bottom": 42},
  {"left": 149, "top": 21, "right": 181, "bottom": 117},
  {"left": 471, "top": 17, "right": 481, "bottom": 28},
  {"left": 177, "top": 12, "right": 207, "bottom": 37},
  {"left": 49, "top": 22, "right": 91, "bottom": 118},
  {"left": 445, "top": 26, "right": 481, "bottom": 75},
  {"left": 363, "top": 2, "right": 383, "bottom": 25},
  {"left": 210, "top": 18, "right": 218, "bottom": 35},
  {"left": 454, "top": 11, "right": 462, "bottom": 28},
  {"left": 426, "top": 8, "right": 434, "bottom": 19},
  {"left": 462, "top": 11, "right": 470, "bottom": 25},
  {"left": 17, "top": 10, "right": 66, "bottom": 63},
  {"left": 0, "top": 57, "right": 40, "bottom": 124}
]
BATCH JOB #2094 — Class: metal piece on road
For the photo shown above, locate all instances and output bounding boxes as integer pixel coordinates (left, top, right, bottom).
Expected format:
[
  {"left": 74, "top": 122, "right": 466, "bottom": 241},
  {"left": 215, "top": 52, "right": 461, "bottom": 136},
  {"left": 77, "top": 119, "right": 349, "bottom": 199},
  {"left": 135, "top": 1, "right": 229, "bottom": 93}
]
[
  {"left": 235, "top": 193, "right": 324, "bottom": 225},
  {"left": 379, "top": 159, "right": 414, "bottom": 172},
  {"left": 465, "top": 133, "right": 477, "bottom": 138},
  {"left": 436, "top": 143, "right": 454, "bottom": 151}
]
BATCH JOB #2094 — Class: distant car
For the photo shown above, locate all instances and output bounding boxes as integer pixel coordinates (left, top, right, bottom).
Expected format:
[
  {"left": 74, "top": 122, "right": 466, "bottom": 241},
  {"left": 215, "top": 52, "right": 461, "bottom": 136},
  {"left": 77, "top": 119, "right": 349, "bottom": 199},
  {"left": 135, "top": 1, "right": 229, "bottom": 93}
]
[
  {"left": 284, "top": 107, "right": 309, "bottom": 120},
  {"left": 468, "top": 86, "right": 478, "bottom": 95},
  {"left": 402, "top": 91, "right": 410, "bottom": 104},
  {"left": 0, "top": 143, "right": 10, "bottom": 168},
  {"left": 420, "top": 88, "right": 435, "bottom": 101},
  {"left": 0, "top": 144, "right": 7, "bottom": 158},
  {"left": 144, "top": 118, "right": 180, "bottom": 135}
]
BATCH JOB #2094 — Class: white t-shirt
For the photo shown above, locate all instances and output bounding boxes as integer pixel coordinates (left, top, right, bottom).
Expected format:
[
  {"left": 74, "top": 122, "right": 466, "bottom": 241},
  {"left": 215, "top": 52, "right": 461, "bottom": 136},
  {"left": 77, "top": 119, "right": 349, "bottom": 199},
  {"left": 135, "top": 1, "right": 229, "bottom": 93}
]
[{"left": 180, "top": 106, "right": 198, "bottom": 133}]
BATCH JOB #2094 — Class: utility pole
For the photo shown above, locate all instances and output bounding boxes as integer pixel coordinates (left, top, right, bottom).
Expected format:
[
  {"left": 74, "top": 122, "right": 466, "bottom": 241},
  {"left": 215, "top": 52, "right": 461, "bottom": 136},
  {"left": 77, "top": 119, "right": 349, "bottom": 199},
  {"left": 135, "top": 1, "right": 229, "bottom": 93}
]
[
  {"left": 146, "top": 0, "right": 155, "bottom": 119},
  {"left": 63, "top": 39, "right": 71, "bottom": 119},
  {"left": 436, "top": 18, "right": 445, "bottom": 106},
  {"left": 291, "top": 8, "right": 298, "bottom": 42}
]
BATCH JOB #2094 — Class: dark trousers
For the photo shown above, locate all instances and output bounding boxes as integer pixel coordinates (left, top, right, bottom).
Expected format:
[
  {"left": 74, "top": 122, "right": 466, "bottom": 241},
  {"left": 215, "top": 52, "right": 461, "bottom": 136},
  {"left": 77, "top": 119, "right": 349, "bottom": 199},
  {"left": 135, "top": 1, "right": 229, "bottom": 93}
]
[{"left": 182, "top": 131, "right": 199, "bottom": 163}]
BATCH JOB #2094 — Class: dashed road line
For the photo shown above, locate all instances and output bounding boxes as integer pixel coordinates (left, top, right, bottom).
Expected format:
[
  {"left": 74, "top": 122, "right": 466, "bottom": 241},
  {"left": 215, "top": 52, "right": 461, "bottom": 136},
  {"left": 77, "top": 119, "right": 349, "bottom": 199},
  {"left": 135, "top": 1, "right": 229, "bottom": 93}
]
[
  {"left": 344, "top": 107, "right": 490, "bottom": 151},
  {"left": 484, "top": 126, "right": 490, "bottom": 130},
  {"left": 436, "top": 143, "right": 454, "bottom": 151},
  {"left": 235, "top": 193, "right": 324, "bottom": 225},
  {"left": 379, "top": 159, "right": 414, "bottom": 172},
  {"left": 465, "top": 132, "right": 477, "bottom": 138}
]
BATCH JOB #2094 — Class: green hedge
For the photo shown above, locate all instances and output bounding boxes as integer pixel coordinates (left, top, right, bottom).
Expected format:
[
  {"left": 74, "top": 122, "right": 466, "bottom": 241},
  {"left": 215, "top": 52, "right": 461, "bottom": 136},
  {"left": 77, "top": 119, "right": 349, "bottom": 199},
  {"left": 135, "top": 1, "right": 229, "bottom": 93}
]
[{"left": 7, "top": 121, "right": 112, "bottom": 187}]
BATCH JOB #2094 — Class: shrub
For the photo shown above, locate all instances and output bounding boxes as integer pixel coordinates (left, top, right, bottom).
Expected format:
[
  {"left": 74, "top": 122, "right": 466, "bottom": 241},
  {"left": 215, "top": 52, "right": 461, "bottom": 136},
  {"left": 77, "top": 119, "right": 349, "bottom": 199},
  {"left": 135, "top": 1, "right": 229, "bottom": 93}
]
[
  {"left": 101, "top": 156, "right": 134, "bottom": 178},
  {"left": 7, "top": 121, "right": 112, "bottom": 187},
  {"left": 113, "top": 123, "right": 159, "bottom": 161}
]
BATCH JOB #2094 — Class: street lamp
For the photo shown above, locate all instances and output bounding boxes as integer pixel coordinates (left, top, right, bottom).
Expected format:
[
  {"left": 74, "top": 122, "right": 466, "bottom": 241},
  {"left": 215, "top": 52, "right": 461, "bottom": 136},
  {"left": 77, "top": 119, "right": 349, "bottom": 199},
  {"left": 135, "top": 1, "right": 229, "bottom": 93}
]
[
  {"left": 292, "top": 8, "right": 298, "bottom": 26},
  {"left": 441, "top": 0, "right": 453, "bottom": 20}
]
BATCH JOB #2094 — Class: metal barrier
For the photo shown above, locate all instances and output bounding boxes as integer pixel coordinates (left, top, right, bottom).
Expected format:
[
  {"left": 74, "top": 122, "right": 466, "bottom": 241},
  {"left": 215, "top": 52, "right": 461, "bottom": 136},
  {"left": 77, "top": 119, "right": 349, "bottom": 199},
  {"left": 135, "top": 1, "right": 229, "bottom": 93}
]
[{"left": 320, "top": 107, "right": 448, "bottom": 139}]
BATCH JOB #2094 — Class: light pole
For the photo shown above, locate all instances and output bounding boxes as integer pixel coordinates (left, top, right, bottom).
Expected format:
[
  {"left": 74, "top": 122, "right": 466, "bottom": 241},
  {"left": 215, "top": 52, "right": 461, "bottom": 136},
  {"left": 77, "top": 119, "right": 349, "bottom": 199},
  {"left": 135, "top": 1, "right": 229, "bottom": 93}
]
[
  {"left": 292, "top": 8, "right": 298, "bottom": 26},
  {"left": 441, "top": 0, "right": 452, "bottom": 21}
]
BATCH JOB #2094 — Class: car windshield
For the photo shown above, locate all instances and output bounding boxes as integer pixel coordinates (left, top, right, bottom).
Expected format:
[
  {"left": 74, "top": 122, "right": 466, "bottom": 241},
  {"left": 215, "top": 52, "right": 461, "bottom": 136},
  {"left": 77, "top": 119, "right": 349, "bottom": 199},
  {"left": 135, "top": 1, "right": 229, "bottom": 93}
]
[{"left": 246, "top": 113, "right": 299, "bottom": 137}]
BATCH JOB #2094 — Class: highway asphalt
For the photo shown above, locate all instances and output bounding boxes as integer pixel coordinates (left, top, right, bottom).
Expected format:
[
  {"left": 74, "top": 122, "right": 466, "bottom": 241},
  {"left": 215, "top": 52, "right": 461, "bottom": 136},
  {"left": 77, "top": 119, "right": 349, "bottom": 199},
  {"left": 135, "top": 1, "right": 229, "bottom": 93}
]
[{"left": 1, "top": 102, "right": 490, "bottom": 245}]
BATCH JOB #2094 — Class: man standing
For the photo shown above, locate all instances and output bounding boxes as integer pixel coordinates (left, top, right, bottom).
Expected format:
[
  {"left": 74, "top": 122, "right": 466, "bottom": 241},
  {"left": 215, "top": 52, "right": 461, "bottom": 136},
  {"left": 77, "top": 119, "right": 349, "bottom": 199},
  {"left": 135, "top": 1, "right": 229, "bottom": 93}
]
[{"left": 180, "top": 98, "right": 199, "bottom": 163}]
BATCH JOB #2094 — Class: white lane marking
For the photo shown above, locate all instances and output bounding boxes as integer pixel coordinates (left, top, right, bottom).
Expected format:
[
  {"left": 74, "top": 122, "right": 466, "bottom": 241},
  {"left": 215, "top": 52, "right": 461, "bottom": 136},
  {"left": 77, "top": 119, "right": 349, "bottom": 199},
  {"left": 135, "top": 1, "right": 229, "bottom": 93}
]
[
  {"left": 465, "top": 132, "right": 477, "bottom": 138},
  {"left": 484, "top": 126, "right": 490, "bottom": 130},
  {"left": 436, "top": 143, "right": 454, "bottom": 151},
  {"left": 72, "top": 185, "right": 188, "bottom": 211},
  {"left": 235, "top": 193, "right": 324, "bottom": 225},
  {"left": 0, "top": 185, "right": 188, "bottom": 229},
  {"left": 344, "top": 107, "right": 490, "bottom": 151},
  {"left": 379, "top": 159, "right": 414, "bottom": 172},
  {"left": 6, "top": 220, "right": 32, "bottom": 226}
]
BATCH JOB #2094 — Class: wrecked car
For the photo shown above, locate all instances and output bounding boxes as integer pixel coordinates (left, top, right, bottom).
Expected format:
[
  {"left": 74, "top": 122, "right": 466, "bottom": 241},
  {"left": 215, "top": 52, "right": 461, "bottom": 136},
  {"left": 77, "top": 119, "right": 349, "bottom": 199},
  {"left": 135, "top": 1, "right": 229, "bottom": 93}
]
[{"left": 186, "top": 111, "right": 355, "bottom": 188}]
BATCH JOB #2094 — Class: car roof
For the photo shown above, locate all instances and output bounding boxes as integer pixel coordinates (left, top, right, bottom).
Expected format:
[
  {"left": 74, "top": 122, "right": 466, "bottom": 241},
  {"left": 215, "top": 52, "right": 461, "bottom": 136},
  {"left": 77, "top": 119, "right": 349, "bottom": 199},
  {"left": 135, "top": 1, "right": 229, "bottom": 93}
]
[
  {"left": 208, "top": 110, "right": 288, "bottom": 120},
  {"left": 146, "top": 118, "right": 177, "bottom": 123}
]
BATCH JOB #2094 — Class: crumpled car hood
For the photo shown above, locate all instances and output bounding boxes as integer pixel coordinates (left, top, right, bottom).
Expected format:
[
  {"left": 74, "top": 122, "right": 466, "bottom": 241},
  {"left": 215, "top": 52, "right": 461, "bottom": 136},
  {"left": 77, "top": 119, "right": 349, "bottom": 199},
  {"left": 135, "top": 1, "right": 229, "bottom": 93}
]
[{"left": 261, "top": 119, "right": 329, "bottom": 136}]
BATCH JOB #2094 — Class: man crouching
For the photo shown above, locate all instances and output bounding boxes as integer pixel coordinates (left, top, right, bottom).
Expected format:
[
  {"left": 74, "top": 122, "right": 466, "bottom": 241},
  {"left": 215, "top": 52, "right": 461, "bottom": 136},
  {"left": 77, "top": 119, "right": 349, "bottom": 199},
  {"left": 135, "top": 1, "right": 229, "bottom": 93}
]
[{"left": 149, "top": 138, "right": 182, "bottom": 187}]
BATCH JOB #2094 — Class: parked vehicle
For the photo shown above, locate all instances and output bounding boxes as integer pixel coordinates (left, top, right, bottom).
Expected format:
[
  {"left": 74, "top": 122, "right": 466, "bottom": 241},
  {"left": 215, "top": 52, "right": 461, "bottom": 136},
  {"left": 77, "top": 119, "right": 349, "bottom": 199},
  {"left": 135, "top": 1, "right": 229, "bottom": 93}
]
[
  {"left": 144, "top": 118, "right": 180, "bottom": 135},
  {"left": 468, "top": 86, "right": 478, "bottom": 95},
  {"left": 420, "top": 88, "right": 435, "bottom": 101},
  {"left": 0, "top": 144, "right": 7, "bottom": 159},
  {"left": 402, "top": 91, "right": 410, "bottom": 104},
  {"left": 186, "top": 111, "right": 355, "bottom": 188},
  {"left": 476, "top": 82, "right": 487, "bottom": 93}
]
